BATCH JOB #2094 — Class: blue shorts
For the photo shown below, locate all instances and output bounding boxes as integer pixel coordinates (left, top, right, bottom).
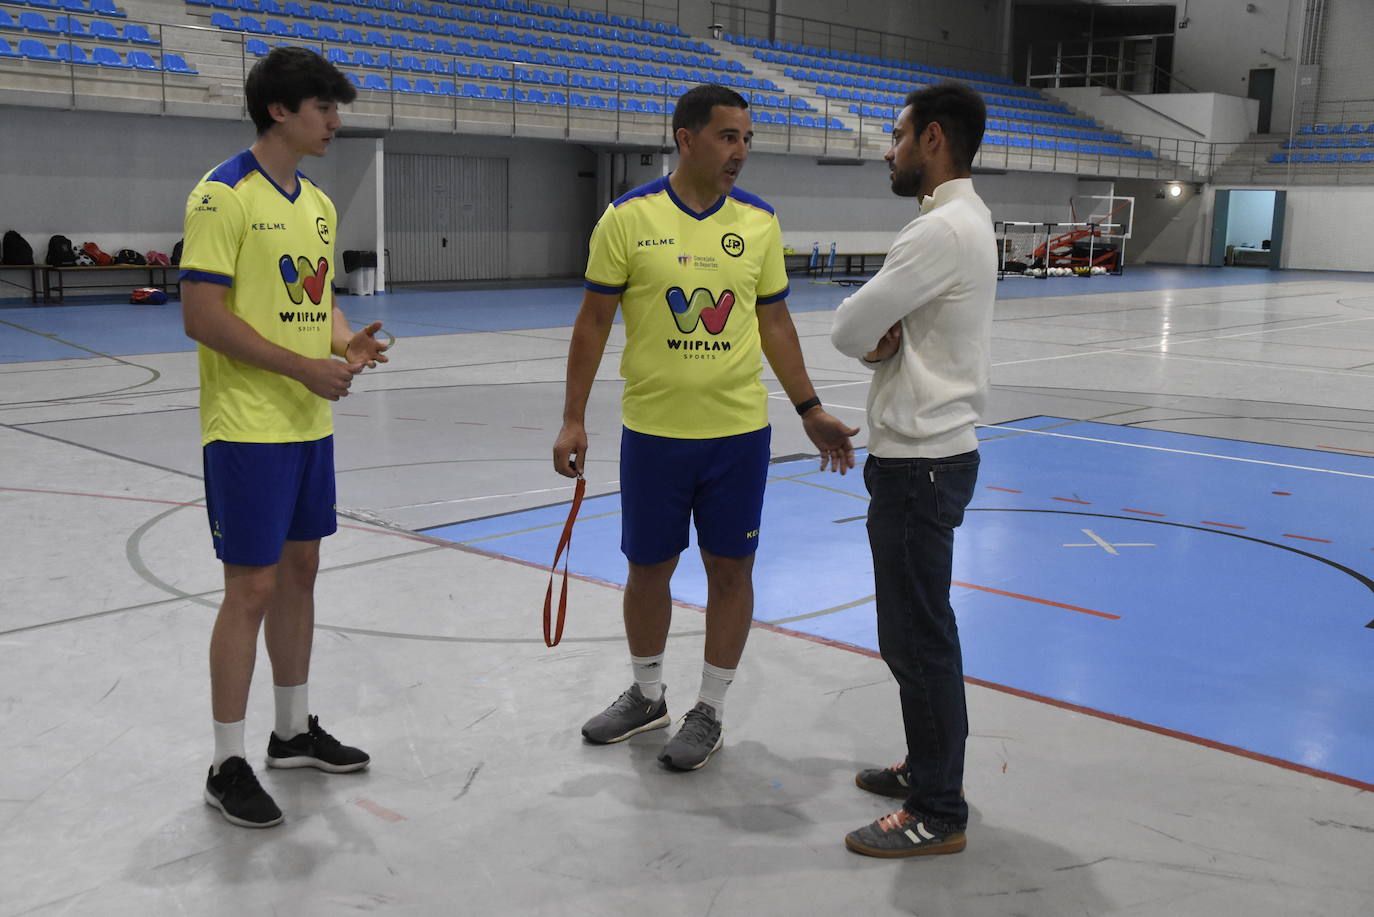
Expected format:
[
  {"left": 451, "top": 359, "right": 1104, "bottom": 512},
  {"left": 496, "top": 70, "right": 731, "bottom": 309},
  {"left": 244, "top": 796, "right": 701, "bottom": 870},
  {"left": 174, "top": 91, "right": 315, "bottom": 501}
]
[
  {"left": 202, "top": 436, "right": 337, "bottom": 567},
  {"left": 619, "top": 426, "right": 771, "bottom": 566}
]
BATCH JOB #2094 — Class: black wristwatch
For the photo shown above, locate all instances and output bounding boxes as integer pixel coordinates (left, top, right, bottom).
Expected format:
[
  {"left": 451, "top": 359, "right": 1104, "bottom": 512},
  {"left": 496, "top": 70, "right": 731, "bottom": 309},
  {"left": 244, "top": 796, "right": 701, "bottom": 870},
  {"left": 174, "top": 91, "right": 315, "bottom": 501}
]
[{"left": 794, "top": 396, "right": 822, "bottom": 416}]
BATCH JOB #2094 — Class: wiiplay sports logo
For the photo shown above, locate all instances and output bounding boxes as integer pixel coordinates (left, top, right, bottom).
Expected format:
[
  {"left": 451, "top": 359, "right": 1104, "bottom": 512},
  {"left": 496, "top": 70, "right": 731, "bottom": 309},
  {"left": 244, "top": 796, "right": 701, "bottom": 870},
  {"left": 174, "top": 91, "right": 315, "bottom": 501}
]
[
  {"left": 278, "top": 254, "right": 330, "bottom": 307},
  {"left": 665, "top": 286, "right": 735, "bottom": 334}
]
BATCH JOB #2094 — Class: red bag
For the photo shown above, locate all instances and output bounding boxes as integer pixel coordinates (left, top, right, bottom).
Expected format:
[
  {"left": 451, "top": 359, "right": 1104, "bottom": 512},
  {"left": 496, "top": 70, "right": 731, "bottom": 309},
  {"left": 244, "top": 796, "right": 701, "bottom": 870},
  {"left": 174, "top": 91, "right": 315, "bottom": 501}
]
[
  {"left": 146, "top": 250, "right": 171, "bottom": 266},
  {"left": 130, "top": 287, "right": 168, "bottom": 305},
  {"left": 82, "top": 241, "right": 114, "bottom": 266}
]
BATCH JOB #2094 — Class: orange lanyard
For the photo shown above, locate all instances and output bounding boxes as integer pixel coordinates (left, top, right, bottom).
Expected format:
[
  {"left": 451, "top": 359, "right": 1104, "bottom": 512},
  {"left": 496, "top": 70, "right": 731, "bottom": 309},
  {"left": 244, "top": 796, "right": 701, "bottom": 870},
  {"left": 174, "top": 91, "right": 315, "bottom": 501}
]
[{"left": 542, "top": 476, "right": 585, "bottom": 647}]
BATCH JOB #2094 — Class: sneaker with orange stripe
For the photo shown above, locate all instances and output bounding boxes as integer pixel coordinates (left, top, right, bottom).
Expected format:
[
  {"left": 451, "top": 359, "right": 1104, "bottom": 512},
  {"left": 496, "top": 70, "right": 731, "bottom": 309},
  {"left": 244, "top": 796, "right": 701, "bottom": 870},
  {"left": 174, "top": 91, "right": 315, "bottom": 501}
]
[{"left": 844, "top": 808, "right": 966, "bottom": 858}]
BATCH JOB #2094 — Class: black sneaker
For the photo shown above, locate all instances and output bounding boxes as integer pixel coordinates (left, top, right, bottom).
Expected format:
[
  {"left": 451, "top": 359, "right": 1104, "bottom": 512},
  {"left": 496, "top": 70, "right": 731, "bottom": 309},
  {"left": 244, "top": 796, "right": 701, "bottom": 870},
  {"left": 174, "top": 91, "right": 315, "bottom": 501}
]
[
  {"left": 266, "top": 715, "right": 370, "bottom": 773},
  {"left": 856, "top": 760, "right": 911, "bottom": 798},
  {"left": 844, "top": 808, "right": 967, "bottom": 858},
  {"left": 204, "top": 756, "right": 283, "bottom": 828}
]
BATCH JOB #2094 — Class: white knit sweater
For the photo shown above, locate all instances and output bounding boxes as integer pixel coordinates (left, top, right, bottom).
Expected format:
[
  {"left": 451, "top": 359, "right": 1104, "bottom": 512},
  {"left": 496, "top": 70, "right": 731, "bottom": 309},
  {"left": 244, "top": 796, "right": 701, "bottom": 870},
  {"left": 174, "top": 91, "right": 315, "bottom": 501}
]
[{"left": 830, "top": 178, "right": 997, "bottom": 459}]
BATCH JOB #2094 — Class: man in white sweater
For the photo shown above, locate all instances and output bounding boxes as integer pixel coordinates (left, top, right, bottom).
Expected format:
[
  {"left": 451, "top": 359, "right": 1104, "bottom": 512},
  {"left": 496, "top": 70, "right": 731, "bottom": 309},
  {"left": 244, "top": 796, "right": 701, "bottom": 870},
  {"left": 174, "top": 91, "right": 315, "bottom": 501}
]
[{"left": 830, "top": 82, "right": 996, "bottom": 857}]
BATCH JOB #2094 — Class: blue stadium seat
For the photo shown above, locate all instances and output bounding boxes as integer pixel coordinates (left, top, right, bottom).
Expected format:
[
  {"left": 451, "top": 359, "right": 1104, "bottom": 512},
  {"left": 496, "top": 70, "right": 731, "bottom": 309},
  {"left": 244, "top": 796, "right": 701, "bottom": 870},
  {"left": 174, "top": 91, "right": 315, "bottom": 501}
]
[
  {"left": 392, "top": 75, "right": 415, "bottom": 92},
  {"left": 290, "top": 21, "right": 313, "bottom": 38},
  {"left": 0, "top": 9, "right": 16, "bottom": 30},
  {"left": 90, "top": 44, "right": 129, "bottom": 66},
  {"left": 127, "top": 49, "right": 157, "bottom": 69},
  {"left": 363, "top": 73, "right": 387, "bottom": 90},
  {"left": 345, "top": 71, "right": 361, "bottom": 88},
  {"left": 436, "top": 79, "right": 458, "bottom": 95},
  {"left": 460, "top": 82, "right": 481, "bottom": 98},
  {"left": 0, "top": 38, "right": 16, "bottom": 57},
  {"left": 52, "top": 15, "right": 88, "bottom": 36},
  {"left": 547, "top": 90, "right": 566, "bottom": 105},
  {"left": 209, "top": 12, "right": 237, "bottom": 30},
  {"left": 163, "top": 52, "right": 197, "bottom": 73},
  {"left": 283, "top": 1, "right": 307, "bottom": 16},
  {"left": 89, "top": 0, "right": 124, "bottom": 17},
  {"left": 123, "top": 23, "right": 157, "bottom": 43},
  {"left": 364, "top": 30, "right": 388, "bottom": 46},
  {"left": 18, "top": 37, "right": 57, "bottom": 59},
  {"left": 245, "top": 37, "right": 270, "bottom": 55},
  {"left": 423, "top": 56, "right": 447, "bottom": 73},
  {"left": 20, "top": 12, "right": 61, "bottom": 34},
  {"left": 264, "top": 18, "right": 290, "bottom": 37},
  {"left": 55, "top": 41, "right": 94, "bottom": 64},
  {"left": 340, "top": 27, "right": 364, "bottom": 43},
  {"left": 238, "top": 16, "right": 267, "bottom": 33}
]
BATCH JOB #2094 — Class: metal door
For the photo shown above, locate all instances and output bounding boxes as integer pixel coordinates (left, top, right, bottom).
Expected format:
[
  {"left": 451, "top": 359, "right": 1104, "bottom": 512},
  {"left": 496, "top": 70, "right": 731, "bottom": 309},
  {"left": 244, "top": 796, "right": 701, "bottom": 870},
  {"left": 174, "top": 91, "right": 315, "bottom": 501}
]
[{"left": 384, "top": 154, "right": 509, "bottom": 282}]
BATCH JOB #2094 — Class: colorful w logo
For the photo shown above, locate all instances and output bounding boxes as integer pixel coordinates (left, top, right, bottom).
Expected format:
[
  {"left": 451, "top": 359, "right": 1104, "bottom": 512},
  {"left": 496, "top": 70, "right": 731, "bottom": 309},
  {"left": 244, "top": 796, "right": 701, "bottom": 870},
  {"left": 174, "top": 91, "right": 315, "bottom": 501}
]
[
  {"left": 278, "top": 255, "right": 330, "bottom": 306},
  {"left": 666, "top": 287, "right": 735, "bottom": 335}
]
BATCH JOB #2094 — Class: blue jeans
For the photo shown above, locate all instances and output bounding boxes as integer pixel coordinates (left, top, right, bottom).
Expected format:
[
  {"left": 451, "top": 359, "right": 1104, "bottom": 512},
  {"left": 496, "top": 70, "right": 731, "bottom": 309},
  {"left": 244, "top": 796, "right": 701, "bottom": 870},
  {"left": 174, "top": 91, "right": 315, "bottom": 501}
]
[{"left": 864, "top": 450, "right": 980, "bottom": 829}]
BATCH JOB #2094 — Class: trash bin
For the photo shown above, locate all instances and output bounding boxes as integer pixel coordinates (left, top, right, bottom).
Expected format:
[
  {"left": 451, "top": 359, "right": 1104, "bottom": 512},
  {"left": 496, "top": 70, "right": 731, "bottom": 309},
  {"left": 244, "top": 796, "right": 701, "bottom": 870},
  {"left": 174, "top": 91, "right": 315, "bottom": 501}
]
[{"left": 342, "top": 249, "right": 377, "bottom": 296}]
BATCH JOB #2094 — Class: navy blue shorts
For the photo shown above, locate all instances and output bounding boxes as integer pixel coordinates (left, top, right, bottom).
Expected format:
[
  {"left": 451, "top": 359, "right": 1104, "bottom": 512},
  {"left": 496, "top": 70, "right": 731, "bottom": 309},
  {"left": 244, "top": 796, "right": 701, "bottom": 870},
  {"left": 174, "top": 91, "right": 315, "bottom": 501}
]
[
  {"left": 619, "top": 425, "right": 771, "bottom": 566},
  {"left": 202, "top": 436, "right": 337, "bottom": 567}
]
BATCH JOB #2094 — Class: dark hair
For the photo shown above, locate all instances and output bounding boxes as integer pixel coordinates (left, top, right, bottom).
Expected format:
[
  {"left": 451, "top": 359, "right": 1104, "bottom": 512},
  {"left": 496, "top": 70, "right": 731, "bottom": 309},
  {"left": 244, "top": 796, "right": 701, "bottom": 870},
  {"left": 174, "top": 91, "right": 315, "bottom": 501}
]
[
  {"left": 671, "top": 83, "right": 748, "bottom": 149},
  {"left": 904, "top": 82, "right": 986, "bottom": 171},
  {"left": 245, "top": 47, "right": 357, "bottom": 135}
]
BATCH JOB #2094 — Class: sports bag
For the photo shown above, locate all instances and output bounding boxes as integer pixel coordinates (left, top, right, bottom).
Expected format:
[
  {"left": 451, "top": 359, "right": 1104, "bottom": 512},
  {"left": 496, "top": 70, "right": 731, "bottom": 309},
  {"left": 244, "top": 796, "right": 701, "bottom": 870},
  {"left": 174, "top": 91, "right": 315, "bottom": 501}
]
[
  {"left": 82, "top": 241, "right": 114, "bottom": 266},
  {"left": 145, "top": 250, "right": 171, "bottom": 266},
  {"left": 46, "top": 235, "right": 77, "bottom": 266},
  {"left": 130, "top": 287, "right": 168, "bottom": 305},
  {"left": 2, "top": 230, "right": 34, "bottom": 265},
  {"left": 115, "top": 248, "right": 147, "bottom": 265}
]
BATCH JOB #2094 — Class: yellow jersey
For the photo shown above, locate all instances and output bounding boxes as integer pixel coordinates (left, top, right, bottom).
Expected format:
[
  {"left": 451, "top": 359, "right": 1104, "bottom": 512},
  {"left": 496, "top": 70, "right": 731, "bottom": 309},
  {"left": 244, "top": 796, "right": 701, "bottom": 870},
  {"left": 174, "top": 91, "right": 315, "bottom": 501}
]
[
  {"left": 584, "top": 175, "right": 789, "bottom": 439},
  {"left": 181, "top": 149, "right": 337, "bottom": 445}
]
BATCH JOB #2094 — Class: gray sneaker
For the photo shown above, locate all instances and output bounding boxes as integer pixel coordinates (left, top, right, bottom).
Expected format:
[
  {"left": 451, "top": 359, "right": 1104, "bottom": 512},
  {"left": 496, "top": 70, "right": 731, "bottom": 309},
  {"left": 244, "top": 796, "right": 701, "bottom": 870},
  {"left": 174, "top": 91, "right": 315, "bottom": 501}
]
[
  {"left": 582, "top": 684, "right": 670, "bottom": 744},
  {"left": 657, "top": 701, "right": 723, "bottom": 771}
]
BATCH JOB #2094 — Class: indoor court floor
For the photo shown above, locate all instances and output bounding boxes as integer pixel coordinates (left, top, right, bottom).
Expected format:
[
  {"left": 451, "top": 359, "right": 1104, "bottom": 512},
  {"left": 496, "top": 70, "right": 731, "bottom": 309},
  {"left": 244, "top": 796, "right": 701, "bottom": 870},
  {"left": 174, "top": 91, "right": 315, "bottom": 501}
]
[{"left": 2, "top": 265, "right": 1373, "bottom": 916}]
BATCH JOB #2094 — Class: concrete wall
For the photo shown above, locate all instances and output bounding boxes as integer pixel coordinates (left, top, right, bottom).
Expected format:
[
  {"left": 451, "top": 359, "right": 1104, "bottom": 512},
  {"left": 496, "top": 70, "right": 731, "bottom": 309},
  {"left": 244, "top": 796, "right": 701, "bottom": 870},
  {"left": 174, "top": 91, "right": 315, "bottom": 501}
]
[
  {"left": 1168, "top": 0, "right": 1305, "bottom": 133},
  {"left": 1049, "top": 87, "right": 1259, "bottom": 145},
  {"left": 1274, "top": 186, "right": 1374, "bottom": 271}
]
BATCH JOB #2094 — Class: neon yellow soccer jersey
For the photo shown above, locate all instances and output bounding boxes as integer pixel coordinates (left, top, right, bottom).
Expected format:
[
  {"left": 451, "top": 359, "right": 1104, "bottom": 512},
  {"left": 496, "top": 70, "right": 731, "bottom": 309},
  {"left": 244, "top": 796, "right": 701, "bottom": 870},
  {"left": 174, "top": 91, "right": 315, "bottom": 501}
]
[
  {"left": 584, "top": 175, "right": 790, "bottom": 439},
  {"left": 181, "top": 149, "right": 338, "bottom": 445}
]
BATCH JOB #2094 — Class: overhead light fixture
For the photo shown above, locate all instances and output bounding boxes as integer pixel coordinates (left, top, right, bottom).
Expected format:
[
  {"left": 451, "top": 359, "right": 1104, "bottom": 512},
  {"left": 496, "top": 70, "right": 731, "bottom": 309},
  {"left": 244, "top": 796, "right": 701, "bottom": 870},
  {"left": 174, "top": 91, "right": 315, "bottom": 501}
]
[{"left": 1169, "top": 184, "right": 1183, "bottom": 197}]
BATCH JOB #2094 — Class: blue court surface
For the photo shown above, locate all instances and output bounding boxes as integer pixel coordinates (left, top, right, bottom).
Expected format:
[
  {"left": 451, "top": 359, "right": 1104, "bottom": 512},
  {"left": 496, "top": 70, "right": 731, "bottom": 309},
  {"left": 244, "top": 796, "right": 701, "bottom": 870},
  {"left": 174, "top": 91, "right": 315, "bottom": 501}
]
[
  {"left": 426, "top": 417, "right": 1374, "bottom": 787},
  {"left": 5, "top": 265, "right": 1373, "bottom": 364}
]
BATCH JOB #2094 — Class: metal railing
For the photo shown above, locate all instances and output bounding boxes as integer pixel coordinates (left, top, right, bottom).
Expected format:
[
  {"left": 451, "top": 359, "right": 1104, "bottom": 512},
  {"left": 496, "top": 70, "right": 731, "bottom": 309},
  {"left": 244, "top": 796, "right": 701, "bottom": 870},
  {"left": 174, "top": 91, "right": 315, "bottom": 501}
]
[
  {"left": 3, "top": 11, "right": 1373, "bottom": 185},
  {"left": 708, "top": 1, "right": 1008, "bottom": 80}
]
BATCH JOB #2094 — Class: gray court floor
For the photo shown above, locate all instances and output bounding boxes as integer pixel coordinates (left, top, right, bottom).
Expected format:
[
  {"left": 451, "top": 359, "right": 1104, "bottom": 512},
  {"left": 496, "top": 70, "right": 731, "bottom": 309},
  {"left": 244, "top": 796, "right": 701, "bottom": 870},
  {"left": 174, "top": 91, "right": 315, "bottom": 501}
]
[{"left": 2, "top": 270, "right": 1373, "bottom": 916}]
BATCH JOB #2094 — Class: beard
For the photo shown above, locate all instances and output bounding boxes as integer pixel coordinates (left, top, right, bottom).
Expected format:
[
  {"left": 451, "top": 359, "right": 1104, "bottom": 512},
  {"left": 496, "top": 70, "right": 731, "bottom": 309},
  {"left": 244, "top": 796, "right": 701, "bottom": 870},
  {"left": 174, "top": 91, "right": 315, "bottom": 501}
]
[{"left": 889, "top": 164, "right": 923, "bottom": 198}]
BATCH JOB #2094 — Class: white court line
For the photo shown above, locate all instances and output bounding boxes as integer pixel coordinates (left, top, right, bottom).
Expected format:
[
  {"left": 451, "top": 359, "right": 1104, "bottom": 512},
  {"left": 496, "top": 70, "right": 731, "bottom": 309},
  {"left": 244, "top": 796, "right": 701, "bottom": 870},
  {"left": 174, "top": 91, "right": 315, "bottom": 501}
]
[
  {"left": 975, "top": 422, "right": 1374, "bottom": 480},
  {"left": 385, "top": 480, "right": 615, "bottom": 511},
  {"left": 809, "top": 403, "right": 1374, "bottom": 479},
  {"left": 767, "top": 380, "right": 868, "bottom": 399},
  {"left": 992, "top": 314, "right": 1374, "bottom": 370}
]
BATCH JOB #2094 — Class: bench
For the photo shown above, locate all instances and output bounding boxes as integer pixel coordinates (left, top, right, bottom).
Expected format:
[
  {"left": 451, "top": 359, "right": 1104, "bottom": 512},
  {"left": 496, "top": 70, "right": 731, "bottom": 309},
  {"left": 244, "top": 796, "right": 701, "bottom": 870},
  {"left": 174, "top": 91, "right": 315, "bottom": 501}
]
[
  {"left": 42, "top": 263, "right": 180, "bottom": 304},
  {"left": 0, "top": 264, "right": 47, "bottom": 303}
]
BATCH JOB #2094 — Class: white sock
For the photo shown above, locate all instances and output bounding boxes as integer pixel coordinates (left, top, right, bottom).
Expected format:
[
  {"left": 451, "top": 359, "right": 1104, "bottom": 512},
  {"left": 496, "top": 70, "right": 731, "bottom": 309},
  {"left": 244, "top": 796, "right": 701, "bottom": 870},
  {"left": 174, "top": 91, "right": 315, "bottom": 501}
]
[
  {"left": 630, "top": 653, "right": 664, "bottom": 702},
  {"left": 698, "top": 662, "right": 736, "bottom": 720},
  {"left": 273, "top": 683, "right": 309, "bottom": 739},
  {"left": 212, "top": 719, "right": 245, "bottom": 772}
]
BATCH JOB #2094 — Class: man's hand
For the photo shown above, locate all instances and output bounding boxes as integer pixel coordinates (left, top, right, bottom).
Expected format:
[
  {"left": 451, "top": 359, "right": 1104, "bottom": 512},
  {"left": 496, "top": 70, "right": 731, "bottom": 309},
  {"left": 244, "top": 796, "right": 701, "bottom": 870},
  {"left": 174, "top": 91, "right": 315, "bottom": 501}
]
[
  {"left": 802, "top": 410, "right": 860, "bottom": 474},
  {"left": 346, "top": 320, "right": 391, "bottom": 369},
  {"left": 864, "top": 322, "right": 902, "bottom": 363},
  {"left": 552, "top": 421, "right": 587, "bottom": 478},
  {"left": 298, "top": 358, "right": 363, "bottom": 401}
]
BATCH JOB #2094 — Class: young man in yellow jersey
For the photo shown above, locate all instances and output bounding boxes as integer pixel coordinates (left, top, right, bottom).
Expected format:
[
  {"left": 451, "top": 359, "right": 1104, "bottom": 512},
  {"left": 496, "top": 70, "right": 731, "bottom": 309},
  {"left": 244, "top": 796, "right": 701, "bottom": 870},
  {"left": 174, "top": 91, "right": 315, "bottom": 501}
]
[
  {"left": 181, "top": 47, "right": 389, "bottom": 827},
  {"left": 553, "top": 84, "right": 858, "bottom": 771}
]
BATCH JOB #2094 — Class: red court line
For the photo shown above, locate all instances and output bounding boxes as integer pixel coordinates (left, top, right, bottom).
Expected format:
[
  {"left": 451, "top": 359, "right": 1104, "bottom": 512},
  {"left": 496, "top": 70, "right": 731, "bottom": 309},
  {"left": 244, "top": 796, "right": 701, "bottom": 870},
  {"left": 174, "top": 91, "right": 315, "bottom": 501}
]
[
  {"left": 753, "top": 623, "right": 1374, "bottom": 793},
  {"left": 353, "top": 798, "right": 405, "bottom": 822},
  {"left": 1053, "top": 497, "right": 1092, "bottom": 504},
  {"left": 1122, "top": 508, "right": 1166, "bottom": 517},
  {"left": 1200, "top": 520, "right": 1246, "bottom": 530},
  {"left": 1283, "top": 533, "right": 1332, "bottom": 544},
  {"left": 1319, "top": 444, "right": 1374, "bottom": 456},
  {"left": 951, "top": 580, "right": 1119, "bottom": 620},
  {"left": 27, "top": 486, "right": 1369, "bottom": 793},
  {"left": 985, "top": 486, "right": 1021, "bottom": 493},
  {"left": 0, "top": 486, "right": 200, "bottom": 508}
]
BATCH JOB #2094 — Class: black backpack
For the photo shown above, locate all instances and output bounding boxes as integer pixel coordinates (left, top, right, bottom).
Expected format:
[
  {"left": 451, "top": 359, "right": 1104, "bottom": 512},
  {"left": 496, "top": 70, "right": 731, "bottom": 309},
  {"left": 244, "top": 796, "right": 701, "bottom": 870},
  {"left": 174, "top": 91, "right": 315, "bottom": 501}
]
[
  {"left": 171, "top": 238, "right": 183, "bottom": 265},
  {"left": 2, "top": 230, "right": 34, "bottom": 265},
  {"left": 46, "top": 235, "right": 77, "bottom": 266},
  {"left": 115, "top": 248, "right": 147, "bottom": 265}
]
